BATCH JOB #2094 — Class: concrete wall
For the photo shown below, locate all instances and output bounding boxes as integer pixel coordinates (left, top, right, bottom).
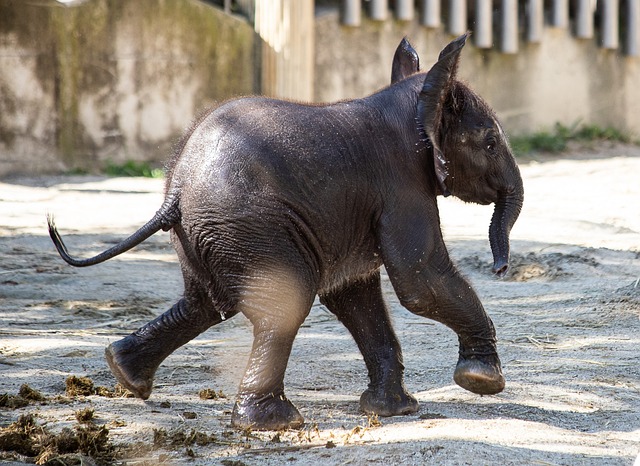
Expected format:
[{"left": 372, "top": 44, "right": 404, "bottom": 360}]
[
  {"left": 2, "top": 2, "right": 640, "bottom": 176},
  {"left": 314, "top": 9, "right": 640, "bottom": 138},
  {"left": 0, "top": 0, "right": 256, "bottom": 176}
]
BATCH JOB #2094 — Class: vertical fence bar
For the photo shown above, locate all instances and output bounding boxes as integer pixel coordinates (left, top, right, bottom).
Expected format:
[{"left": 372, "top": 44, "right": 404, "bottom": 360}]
[
  {"left": 449, "top": 0, "right": 467, "bottom": 35},
  {"left": 526, "top": 0, "right": 544, "bottom": 43},
  {"left": 421, "top": 0, "right": 441, "bottom": 27},
  {"left": 475, "top": 0, "right": 493, "bottom": 48},
  {"left": 501, "top": 0, "right": 518, "bottom": 53},
  {"left": 626, "top": 0, "right": 640, "bottom": 56},
  {"left": 601, "top": 0, "right": 619, "bottom": 49},
  {"left": 370, "top": 0, "right": 388, "bottom": 21},
  {"left": 342, "top": 0, "right": 361, "bottom": 26},
  {"left": 575, "top": 0, "right": 595, "bottom": 39},
  {"left": 396, "top": 0, "right": 415, "bottom": 21},
  {"left": 235, "top": 0, "right": 256, "bottom": 21},
  {"left": 551, "top": 0, "right": 568, "bottom": 28}
]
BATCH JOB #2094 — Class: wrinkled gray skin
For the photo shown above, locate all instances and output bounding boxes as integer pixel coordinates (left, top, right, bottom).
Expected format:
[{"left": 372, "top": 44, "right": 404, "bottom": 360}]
[{"left": 49, "top": 34, "right": 524, "bottom": 431}]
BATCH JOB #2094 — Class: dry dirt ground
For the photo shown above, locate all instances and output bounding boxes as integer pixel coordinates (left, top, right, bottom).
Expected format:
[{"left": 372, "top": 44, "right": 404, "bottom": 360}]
[{"left": 1, "top": 143, "right": 639, "bottom": 465}]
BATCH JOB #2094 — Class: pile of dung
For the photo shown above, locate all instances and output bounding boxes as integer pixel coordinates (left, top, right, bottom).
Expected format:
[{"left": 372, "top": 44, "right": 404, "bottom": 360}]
[
  {"left": 65, "top": 376, "right": 133, "bottom": 398},
  {"left": 0, "top": 384, "right": 46, "bottom": 409},
  {"left": 198, "top": 388, "right": 227, "bottom": 400},
  {"left": 1, "top": 378, "right": 132, "bottom": 409},
  {"left": 0, "top": 413, "right": 114, "bottom": 465}
]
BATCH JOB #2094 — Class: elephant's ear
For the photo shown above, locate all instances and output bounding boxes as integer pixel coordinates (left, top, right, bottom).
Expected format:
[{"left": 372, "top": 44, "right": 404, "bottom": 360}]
[
  {"left": 417, "top": 33, "right": 469, "bottom": 197},
  {"left": 391, "top": 38, "right": 420, "bottom": 84}
]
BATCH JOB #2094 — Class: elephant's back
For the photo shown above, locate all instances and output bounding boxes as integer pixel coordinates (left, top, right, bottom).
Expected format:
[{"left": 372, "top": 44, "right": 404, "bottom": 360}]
[{"left": 170, "top": 97, "right": 372, "bottom": 203}]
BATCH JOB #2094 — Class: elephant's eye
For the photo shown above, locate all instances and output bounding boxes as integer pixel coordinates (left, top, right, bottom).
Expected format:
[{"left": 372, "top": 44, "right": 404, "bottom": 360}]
[{"left": 485, "top": 135, "right": 497, "bottom": 153}]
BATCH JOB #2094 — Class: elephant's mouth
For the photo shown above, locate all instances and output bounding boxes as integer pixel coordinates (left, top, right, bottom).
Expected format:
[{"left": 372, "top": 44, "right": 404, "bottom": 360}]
[{"left": 492, "top": 258, "right": 509, "bottom": 277}]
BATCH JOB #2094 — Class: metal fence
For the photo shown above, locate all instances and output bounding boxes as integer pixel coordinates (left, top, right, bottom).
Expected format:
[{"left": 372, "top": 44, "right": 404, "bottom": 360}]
[
  {"left": 219, "top": 0, "right": 640, "bottom": 103},
  {"left": 340, "top": 0, "right": 640, "bottom": 56}
]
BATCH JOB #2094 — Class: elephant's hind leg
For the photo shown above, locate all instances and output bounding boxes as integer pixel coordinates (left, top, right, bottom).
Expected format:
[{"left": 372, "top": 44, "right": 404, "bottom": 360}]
[
  {"left": 320, "top": 271, "right": 418, "bottom": 417},
  {"left": 105, "top": 283, "right": 235, "bottom": 399},
  {"left": 231, "top": 268, "right": 315, "bottom": 431}
]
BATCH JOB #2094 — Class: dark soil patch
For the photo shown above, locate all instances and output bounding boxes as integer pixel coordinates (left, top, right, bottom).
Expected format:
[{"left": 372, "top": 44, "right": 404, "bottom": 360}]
[{"left": 456, "top": 251, "right": 600, "bottom": 282}]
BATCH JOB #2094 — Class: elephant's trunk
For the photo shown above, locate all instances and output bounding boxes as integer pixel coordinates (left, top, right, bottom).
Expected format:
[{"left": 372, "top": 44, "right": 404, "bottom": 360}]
[{"left": 489, "top": 180, "right": 524, "bottom": 277}]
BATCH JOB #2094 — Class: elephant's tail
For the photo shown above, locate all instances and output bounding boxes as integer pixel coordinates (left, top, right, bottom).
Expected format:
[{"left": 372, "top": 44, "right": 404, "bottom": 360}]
[{"left": 47, "top": 194, "right": 181, "bottom": 267}]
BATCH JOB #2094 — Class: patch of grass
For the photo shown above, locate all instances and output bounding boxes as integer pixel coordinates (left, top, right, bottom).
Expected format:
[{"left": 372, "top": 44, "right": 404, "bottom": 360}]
[
  {"left": 573, "top": 124, "right": 630, "bottom": 142},
  {"left": 510, "top": 122, "right": 634, "bottom": 157},
  {"left": 104, "top": 160, "right": 164, "bottom": 178},
  {"left": 510, "top": 129, "right": 567, "bottom": 155}
]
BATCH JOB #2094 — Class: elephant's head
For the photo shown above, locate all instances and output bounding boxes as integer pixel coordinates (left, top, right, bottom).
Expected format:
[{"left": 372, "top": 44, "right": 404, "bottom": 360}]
[{"left": 416, "top": 34, "right": 524, "bottom": 277}]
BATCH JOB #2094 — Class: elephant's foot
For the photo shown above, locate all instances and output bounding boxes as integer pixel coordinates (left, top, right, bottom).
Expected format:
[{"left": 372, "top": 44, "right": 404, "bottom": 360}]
[
  {"left": 360, "top": 384, "right": 419, "bottom": 417},
  {"left": 231, "top": 393, "right": 304, "bottom": 431},
  {"left": 453, "top": 356, "right": 505, "bottom": 395},
  {"left": 105, "top": 336, "right": 160, "bottom": 400}
]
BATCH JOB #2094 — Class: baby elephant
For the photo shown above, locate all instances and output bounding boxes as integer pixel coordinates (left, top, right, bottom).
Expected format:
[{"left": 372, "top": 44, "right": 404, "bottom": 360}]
[{"left": 49, "top": 34, "right": 523, "bottom": 430}]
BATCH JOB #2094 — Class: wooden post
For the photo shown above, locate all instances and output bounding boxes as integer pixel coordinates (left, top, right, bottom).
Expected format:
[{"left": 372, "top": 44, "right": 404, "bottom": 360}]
[{"left": 254, "top": 0, "right": 314, "bottom": 101}]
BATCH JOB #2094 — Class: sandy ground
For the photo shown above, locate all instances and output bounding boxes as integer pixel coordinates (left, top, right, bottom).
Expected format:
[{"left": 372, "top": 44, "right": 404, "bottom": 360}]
[{"left": 1, "top": 143, "right": 639, "bottom": 465}]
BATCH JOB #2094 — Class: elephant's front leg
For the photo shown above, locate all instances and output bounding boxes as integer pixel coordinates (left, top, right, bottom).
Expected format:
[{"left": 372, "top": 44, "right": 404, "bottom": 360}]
[
  {"left": 379, "top": 208, "right": 505, "bottom": 395},
  {"left": 392, "top": 268, "right": 505, "bottom": 395},
  {"left": 232, "top": 271, "right": 315, "bottom": 431},
  {"left": 320, "top": 271, "right": 418, "bottom": 417}
]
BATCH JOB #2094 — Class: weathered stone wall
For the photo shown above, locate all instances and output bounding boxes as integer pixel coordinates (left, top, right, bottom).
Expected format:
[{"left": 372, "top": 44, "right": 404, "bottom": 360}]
[
  {"left": 0, "top": 0, "right": 256, "bottom": 176},
  {"left": 314, "top": 9, "right": 640, "bottom": 138},
  {"left": 3, "top": 2, "right": 640, "bottom": 176}
]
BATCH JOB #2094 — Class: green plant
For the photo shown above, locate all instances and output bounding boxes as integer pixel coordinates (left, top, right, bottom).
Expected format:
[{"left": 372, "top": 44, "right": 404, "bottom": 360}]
[
  {"left": 104, "top": 160, "right": 164, "bottom": 178},
  {"left": 573, "top": 124, "right": 630, "bottom": 143},
  {"left": 510, "top": 122, "right": 634, "bottom": 157},
  {"left": 511, "top": 130, "right": 567, "bottom": 155}
]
